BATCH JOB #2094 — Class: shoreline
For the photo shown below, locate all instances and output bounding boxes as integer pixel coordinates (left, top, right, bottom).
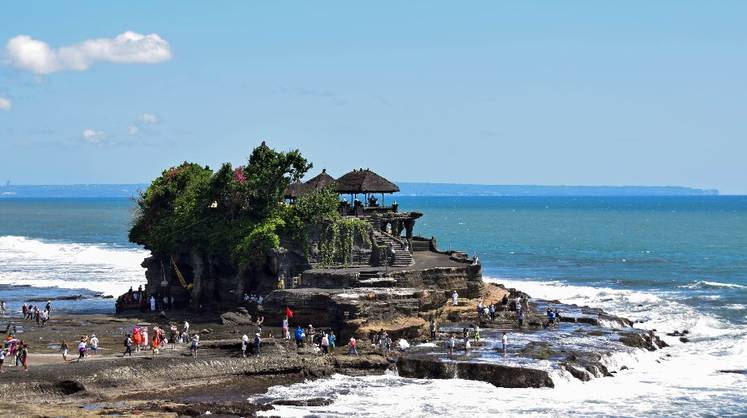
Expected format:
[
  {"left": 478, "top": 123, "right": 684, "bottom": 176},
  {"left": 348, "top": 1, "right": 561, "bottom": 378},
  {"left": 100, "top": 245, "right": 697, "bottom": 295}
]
[{"left": 0, "top": 283, "right": 668, "bottom": 417}]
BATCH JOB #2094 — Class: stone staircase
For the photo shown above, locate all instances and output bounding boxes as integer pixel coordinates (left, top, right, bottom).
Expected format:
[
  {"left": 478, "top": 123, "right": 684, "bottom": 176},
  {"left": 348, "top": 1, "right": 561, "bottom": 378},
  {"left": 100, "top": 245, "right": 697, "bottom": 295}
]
[{"left": 373, "top": 230, "right": 414, "bottom": 267}]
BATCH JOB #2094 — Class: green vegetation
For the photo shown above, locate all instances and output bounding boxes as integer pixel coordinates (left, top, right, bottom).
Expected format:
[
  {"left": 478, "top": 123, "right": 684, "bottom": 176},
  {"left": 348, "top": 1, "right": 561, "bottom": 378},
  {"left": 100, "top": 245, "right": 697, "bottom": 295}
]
[
  {"left": 129, "top": 143, "right": 314, "bottom": 268},
  {"left": 318, "top": 217, "right": 372, "bottom": 266},
  {"left": 129, "top": 142, "right": 372, "bottom": 270}
]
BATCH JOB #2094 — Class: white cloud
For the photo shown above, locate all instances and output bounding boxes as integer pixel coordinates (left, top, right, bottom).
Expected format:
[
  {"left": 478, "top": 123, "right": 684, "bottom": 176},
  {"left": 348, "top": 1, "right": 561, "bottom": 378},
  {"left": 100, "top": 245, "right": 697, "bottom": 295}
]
[
  {"left": 6, "top": 31, "right": 172, "bottom": 75},
  {"left": 128, "top": 125, "right": 139, "bottom": 136},
  {"left": 139, "top": 112, "right": 158, "bottom": 124},
  {"left": 0, "top": 97, "right": 10, "bottom": 111},
  {"left": 82, "top": 128, "right": 106, "bottom": 143}
]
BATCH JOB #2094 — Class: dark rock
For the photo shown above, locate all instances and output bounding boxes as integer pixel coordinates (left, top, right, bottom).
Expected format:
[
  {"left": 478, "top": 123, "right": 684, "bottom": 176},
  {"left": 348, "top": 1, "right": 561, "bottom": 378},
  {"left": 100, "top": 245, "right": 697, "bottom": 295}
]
[
  {"left": 619, "top": 331, "right": 666, "bottom": 351},
  {"left": 220, "top": 311, "right": 254, "bottom": 326},
  {"left": 397, "top": 356, "right": 554, "bottom": 388},
  {"left": 562, "top": 364, "right": 591, "bottom": 381},
  {"left": 718, "top": 369, "right": 747, "bottom": 375},
  {"left": 56, "top": 380, "right": 85, "bottom": 395},
  {"left": 679, "top": 337, "right": 689, "bottom": 343}
]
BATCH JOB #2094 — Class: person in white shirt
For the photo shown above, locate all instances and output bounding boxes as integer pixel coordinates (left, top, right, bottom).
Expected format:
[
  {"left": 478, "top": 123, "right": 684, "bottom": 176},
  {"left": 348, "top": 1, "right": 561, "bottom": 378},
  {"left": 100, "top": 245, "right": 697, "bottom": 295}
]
[
  {"left": 77, "top": 339, "right": 87, "bottom": 361},
  {"left": 90, "top": 334, "right": 99, "bottom": 355},
  {"left": 241, "top": 334, "right": 249, "bottom": 357},
  {"left": 451, "top": 290, "right": 459, "bottom": 306}
]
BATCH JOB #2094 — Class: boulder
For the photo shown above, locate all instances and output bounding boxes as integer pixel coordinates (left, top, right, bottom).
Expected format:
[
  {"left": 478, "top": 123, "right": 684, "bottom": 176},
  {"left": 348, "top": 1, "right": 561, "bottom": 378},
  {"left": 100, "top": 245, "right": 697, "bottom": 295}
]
[{"left": 397, "top": 356, "right": 554, "bottom": 388}]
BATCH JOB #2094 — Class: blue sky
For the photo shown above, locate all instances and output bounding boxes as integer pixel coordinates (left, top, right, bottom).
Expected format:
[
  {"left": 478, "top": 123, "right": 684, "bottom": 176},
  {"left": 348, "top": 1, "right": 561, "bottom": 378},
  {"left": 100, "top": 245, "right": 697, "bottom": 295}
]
[{"left": 1, "top": 2, "right": 746, "bottom": 193}]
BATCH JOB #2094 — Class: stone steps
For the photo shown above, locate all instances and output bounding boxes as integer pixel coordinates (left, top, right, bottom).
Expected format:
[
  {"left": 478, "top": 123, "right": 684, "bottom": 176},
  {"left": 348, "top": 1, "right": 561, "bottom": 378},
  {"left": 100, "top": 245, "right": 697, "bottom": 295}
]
[{"left": 373, "top": 230, "right": 414, "bottom": 267}]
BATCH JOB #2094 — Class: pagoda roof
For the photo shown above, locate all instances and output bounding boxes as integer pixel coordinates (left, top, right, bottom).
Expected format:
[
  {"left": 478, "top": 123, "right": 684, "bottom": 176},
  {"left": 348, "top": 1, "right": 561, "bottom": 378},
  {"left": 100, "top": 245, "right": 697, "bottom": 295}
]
[{"left": 334, "top": 168, "right": 400, "bottom": 194}]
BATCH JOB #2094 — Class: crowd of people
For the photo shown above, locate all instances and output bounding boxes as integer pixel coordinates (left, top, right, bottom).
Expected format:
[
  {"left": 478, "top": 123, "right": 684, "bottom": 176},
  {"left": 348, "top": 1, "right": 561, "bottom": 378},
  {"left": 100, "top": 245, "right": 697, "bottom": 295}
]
[
  {"left": 290, "top": 321, "right": 340, "bottom": 355},
  {"left": 122, "top": 320, "right": 195, "bottom": 357},
  {"left": 1, "top": 335, "right": 29, "bottom": 372},
  {"left": 21, "top": 301, "right": 52, "bottom": 327}
]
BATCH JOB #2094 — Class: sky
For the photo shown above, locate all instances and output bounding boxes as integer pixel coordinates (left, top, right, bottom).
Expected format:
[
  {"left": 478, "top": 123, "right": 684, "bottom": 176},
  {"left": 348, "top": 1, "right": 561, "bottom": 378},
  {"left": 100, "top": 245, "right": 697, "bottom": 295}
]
[{"left": 1, "top": 2, "right": 746, "bottom": 193}]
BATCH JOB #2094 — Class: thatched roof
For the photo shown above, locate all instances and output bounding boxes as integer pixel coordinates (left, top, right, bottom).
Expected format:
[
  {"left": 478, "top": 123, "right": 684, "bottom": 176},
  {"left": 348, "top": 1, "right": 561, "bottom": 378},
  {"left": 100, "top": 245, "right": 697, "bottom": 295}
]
[
  {"left": 334, "top": 169, "right": 400, "bottom": 194},
  {"left": 283, "top": 181, "right": 307, "bottom": 199},
  {"left": 305, "top": 168, "right": 336, "bottom": 191}
]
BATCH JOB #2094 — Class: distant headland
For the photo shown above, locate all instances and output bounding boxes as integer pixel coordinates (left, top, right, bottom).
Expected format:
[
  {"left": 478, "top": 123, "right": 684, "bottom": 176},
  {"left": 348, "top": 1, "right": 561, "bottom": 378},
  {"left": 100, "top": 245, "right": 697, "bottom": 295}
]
[{"left": 0, "top": 182, "right": 719, "bottom": 198}]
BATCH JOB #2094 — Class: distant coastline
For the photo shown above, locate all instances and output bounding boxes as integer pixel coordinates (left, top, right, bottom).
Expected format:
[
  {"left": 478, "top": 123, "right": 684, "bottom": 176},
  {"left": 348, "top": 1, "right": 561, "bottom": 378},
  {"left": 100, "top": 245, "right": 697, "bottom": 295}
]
[{"left": 0, "top": 182, "right": 719, "bottom": 198}]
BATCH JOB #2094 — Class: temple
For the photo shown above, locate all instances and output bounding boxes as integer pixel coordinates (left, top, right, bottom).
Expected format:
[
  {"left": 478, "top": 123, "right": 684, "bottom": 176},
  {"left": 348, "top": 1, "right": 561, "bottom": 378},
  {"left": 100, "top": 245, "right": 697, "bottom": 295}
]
[{"left": 122, "top": 167, "right": 483, "bottom": 340}]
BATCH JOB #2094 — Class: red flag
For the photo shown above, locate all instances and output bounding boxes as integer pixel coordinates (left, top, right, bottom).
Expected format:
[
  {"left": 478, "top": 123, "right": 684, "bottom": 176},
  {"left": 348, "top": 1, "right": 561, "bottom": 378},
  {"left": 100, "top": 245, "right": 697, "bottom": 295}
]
[{"left": 285, "top": 306, "right": 294, "bottom": 318}]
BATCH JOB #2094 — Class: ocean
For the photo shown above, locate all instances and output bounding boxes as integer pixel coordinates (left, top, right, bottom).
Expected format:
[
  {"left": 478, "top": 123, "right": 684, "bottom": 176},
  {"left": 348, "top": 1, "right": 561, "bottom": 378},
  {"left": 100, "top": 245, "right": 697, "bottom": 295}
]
[{"left": 1, "top": 195, "right": 746, "bottom": 416}]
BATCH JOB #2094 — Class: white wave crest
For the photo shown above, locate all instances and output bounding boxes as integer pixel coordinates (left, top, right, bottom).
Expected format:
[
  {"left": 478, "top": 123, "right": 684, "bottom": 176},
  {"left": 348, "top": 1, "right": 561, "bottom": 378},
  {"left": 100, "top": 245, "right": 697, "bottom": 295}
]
[
  {"left": 679, "top": 280, "right": 747, "bottom": 290},
  {"left": 0, "top": 235, "right": 149, "bottom": 296}
]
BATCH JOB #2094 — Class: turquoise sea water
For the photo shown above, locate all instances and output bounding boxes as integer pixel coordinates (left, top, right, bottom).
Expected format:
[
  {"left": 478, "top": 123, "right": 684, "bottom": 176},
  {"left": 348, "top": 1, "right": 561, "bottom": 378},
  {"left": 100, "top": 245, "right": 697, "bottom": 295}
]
[
  {"left": 1, "top": 196, "right": 746, "bottom": 322},
  {"left": 399, "top": 196, "right": 747, "bottom": 326}
]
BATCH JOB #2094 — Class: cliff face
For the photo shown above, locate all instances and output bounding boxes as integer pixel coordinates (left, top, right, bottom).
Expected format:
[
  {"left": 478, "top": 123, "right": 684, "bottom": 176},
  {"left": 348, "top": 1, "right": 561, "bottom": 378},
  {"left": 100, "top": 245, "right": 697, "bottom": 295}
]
[{"left": 139, "top": 247, "right": 310, "bottom": 309}]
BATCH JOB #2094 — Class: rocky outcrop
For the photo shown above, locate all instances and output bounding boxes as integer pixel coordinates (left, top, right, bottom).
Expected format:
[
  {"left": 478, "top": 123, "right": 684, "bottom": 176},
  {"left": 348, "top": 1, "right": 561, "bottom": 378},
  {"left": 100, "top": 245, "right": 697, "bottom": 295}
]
[
  {"left": 262, "top": 287, "right": 446, "bottom": 339},
  {"left": 619, "top": 331, "right": 668, "bottom": 351},
  {"left": 397, "top": 356, "right": 554, "bottom": 388}
]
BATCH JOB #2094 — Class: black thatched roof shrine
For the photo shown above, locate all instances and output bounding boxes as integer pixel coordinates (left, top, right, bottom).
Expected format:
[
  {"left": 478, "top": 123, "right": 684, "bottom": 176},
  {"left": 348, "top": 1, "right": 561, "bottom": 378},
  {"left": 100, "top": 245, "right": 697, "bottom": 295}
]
[
  {"left": 305, "top": 168, "right": 336, "bottom": 191},
  {"left": 284, "top": 181, "right": 306, "bottom": 199},
  {"left": 334, "top": 169, "right": 400, "bottom": 194}
]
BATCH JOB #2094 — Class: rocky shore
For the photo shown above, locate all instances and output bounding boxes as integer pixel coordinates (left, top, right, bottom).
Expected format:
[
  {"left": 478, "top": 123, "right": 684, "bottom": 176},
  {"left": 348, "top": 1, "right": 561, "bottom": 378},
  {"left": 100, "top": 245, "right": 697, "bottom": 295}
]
[{"left": 0, "top": 282, "right": 669, "bottom": 417}]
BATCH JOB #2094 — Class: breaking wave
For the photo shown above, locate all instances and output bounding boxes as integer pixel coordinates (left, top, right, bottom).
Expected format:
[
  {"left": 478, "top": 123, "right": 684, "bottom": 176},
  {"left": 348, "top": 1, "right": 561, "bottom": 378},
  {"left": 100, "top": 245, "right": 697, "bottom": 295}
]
[{"left": 0, "top": 235, "right": 148, "bottom": 296}]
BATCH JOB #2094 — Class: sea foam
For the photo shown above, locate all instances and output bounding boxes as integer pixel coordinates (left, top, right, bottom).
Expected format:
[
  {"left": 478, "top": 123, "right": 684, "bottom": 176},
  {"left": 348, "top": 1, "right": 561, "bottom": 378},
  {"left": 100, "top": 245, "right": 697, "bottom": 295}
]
[{"left": 0, "top": 235, "right": 149, "bottom": 296}]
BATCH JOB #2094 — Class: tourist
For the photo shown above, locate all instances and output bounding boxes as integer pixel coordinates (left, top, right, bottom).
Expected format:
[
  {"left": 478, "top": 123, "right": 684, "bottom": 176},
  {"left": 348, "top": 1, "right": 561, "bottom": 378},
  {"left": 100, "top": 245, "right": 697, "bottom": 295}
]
[
  {"left": 20, "top": 344, "right": 29, "bottom": 371},
  {"left": 489, "top": 303, "right": 496, "bottom": 320},
  {"left": 517, "top": 310, "right": 525, "bottom": 328},
  {"left": 40, "top": 309, "right": 49, "bottom": 327},
  {"left": 501, "top": 294, "right": 509, "bottom": 308},
  {"left": 295, "top": 326, "right": 305, "bottom": 348},
  {"left": 77, "top": 337, "right": 87, "bottom": 361},
  {"left": 0, "top": 300, "right": 6, "bottom": 317},
  {"left": 256, "top": 315, "right": 264, "bottom": 335},
  {"left": 307, "top": 324, "right": 315, "bottom": 344},
  {"left": 452, "top": 290, "right": 459, "bottom": 306},
  {"left": 90, "top": 334, "right": 99, "bottom": 355},
  {"left": 462, "top": 328, "right": 470, "bottom": 351},
  {"left": 241, "top": 334, "right": 249, "bottom": 357},
  {"left": 329, "top": 331, "right": 336, "bottom": 352},
  {"left": 170, "top": 324, "right": 179, "bottom": 349},
  {"left": 0, "top": 347, "right": 5, "bottom": 373},
  {"left": 348, "top": 336, "right": 358, "bottom": 355},
  {"left": 152, "top": 330, "right": 161, "bottom": 355},
  {"left": 546, "top": 307, "right": 557, "bottom": 328},
  {"left": 321, "top": 333, "right": 330, "bottom": 355},
  {"left": 254, "top": 333, "right": 262, "bottom": 355},
  {"left": 429, "top": 318, "right": 437, "bottom": 340},
  {"left": 123, "top": 334, "right": 133, "bottom": 356},
  {"left": 45, "top": 300, "right": 51, "bottom": 318},
  {"left": 447, "top": 335, "right": 456, "bottom": 355},
  {"left": 282, "top": 316, "right": 290, "bottom": 340},
  {"left": 183, "top": 320, "right": 190, "bottom": 337},
  {"left": 190, "top": 335, "right": 200, "bottom": 357},
  {"left": 22, "top": 303, "right": 28, "bottom": 319},
  {"left": 142, "top": 327, "right": 149, "bottom": 351},
  {"left": 477, "top": 300, "right": 484, "bottom": 319},
  {"left": 60, "top": 340, "right": 69, "bottom": 362},
  {"left": 473, "top": 324, "right": 481, "bottom": 342},
  {"left": 502, "top": 331, "right": 508, "bottom": 355},
  {"left": 514, "top": 296, "right": 522, "bottom": 313},
  {"left": 149, "top": 295, "right": 156, "bottom": 311}
]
